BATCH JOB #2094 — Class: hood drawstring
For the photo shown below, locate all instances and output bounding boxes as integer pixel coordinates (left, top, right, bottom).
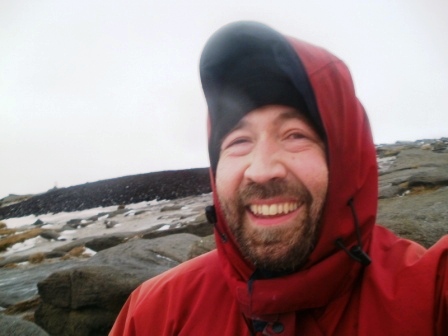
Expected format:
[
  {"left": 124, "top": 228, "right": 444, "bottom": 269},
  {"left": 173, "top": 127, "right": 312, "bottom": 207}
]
[
  {"left": 205, "top": 205, "right": 227, "bottom": 242},
  {"left": 335, "top": 199, "right": 371, "bottom": 266}
]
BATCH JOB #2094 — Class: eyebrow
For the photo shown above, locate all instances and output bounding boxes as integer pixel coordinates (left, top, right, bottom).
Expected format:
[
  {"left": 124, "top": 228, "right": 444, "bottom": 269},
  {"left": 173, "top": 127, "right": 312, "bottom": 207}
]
[
  {"left": 231, "top": 108, "right": 309, "bottom": 131},
  {"left": 274, "top": 109, "right": 309, "bottom": 124}
]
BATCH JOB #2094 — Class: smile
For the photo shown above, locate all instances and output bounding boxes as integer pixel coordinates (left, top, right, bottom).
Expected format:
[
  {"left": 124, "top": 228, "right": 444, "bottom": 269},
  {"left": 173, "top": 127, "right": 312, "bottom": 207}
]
[{"left": 249, "top": 202, "right": 299, "bottom": 216}]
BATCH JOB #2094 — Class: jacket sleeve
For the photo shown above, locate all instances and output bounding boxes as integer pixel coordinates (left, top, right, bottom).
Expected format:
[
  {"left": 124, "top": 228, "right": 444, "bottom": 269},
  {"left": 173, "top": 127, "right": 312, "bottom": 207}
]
[
  {"left": 435, "top": 240, "right": 448, "bottom": 336},
  {"left": 108, "top": 269, "right": 186, "bottom": 335}
]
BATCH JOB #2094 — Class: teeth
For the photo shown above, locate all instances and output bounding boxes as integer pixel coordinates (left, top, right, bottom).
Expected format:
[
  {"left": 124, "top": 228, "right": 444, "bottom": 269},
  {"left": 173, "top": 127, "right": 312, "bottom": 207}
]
[{"left": 249, "top": 202, "right": 299, "bottom": 216}]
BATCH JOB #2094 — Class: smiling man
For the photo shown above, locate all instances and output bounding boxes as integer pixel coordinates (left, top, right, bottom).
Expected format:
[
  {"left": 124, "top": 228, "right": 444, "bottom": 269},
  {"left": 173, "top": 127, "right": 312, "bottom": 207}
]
[
  {"left": 110, "top": 22, "right": 448, "bottom": 335},
  {"left": 217, "top": 105, "right": 328, "bottom": 273}
]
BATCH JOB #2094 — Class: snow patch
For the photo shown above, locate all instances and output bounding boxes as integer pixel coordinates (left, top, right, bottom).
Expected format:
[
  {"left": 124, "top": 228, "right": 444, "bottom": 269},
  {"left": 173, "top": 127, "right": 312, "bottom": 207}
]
[{"left": 5, "top": 236, "right": 45, "bottom": 256}]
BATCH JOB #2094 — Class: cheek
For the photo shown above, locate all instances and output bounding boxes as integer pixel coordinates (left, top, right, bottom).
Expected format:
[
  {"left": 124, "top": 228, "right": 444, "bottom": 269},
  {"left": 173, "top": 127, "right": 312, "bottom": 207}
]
[
  {"left": 290, "top": 152, "right": 329, "bottom": 197},
  {"left": 215, "top": 158, "right": 244, "bottom": 200}
]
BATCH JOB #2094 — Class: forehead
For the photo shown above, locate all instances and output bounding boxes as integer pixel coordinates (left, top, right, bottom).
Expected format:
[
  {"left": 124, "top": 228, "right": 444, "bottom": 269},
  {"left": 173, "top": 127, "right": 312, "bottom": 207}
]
[{"left": 232, "top": 105, "right": 314, "bottom": 131}]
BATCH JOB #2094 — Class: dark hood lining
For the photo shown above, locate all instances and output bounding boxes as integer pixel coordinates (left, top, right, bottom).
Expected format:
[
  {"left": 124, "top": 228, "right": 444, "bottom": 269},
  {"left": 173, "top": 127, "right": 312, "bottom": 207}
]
[{"left": 200, "top": 21, "right": 325, "bottom": 172}]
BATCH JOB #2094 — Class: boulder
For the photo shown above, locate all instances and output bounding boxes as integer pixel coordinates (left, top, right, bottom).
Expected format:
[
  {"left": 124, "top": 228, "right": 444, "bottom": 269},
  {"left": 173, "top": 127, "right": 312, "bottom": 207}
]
[
  {"left": 188, "top": 234, "right": 216, "bottom": 259},
  {"left": 39, "top": 230, "right": 60, "bottom": 241},
  {"left": 37, "top": 265, "right": 148, "bottom": 311},
  {"left": 142, "top": 233, "right": 202, "bottom": 263},
  {"left": 0, "top": 260, "right": 83, "bottom": 308},
  {"left": 378, "top": 148, "right": 448, "bottom": 198},
  {"left": 35, "top": 303, "right": 117, "bottom": 336},
  {"left": 407, "top": 167, "right": 448, "bottom": 188},
  {"left": 84, "top": 234, "right": 129, "bottom": 252},
  {"left": 35, "top": 234, "right": 206, "bottom": 336},
  {"left": 141, "top": 213, "right": 213, "bottom": 239},
  {"left": 378, "top": 187, "right": 448, "bottom": 247},
  {"left": 0, "top": 313, "right": 49, "bottom": 336},
  {"left": 33, "top": 219, "right": 44, "bottom": 227}
]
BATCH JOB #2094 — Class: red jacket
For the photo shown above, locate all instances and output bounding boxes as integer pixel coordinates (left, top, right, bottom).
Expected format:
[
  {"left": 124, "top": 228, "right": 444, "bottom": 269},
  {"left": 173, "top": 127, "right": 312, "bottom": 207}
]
[{"left": 110, "top": 23, "right": 448, "bottom": 335}]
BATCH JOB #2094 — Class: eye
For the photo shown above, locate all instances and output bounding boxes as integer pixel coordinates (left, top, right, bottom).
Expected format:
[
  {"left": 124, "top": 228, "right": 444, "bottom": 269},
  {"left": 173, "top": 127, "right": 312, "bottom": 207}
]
[
  {"left": 282, "top": 128, "right": 320, "bottom": 153},
  {"left": 285, "top": 131, "right": 306, "bottom": 140},
  {"left": 285, "top": 130, "right": 307, "bottom": 140},
  {"left": 228, "top": 137, "right": 249, "bottom": 147},
  {"left": 221, "top": 133, "right": 253, "bottom": 156}
]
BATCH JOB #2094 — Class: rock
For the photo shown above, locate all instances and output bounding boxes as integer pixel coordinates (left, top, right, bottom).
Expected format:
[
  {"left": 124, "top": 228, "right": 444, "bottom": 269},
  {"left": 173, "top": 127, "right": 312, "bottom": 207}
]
[
  {"left": 33, "top": 219, "right": 44, "bottom": 226},
  {"left": 378, "top": 147, "right": 448, "bottom": 198},
  {"left": 0, "top": 313, "right": 49, "bottom": 336},
  {"left": 104, "top": 220, "right": 118, "bottom": 228},
  {"left": 143, "top": 233, "right": 202, "bottom": 263},
  {"left": 407, "top": 167, "right": 448, "bottom": 188},
  {"left": 432, "top": 140, "right": 448, "bottom": 152},
  {"left": 39, "top": 230, "right": 60, "bottom": 241},
  {"left": 84, "top": 234, "right": 129, "bottom": 252},
  {"left": 84, "top": 236, "right": 182, "bottom": 270},
  {"left": 3, "top": 296, "right": 41, "bottom": 319},
  {"left": 188, "top": 234, "right": 216, "bottom": 259},
  {"left": 387, "top": 148, "right": 448, "bottom": 173},
  {"left": 378, "top": 187, "right": 448, "bottom": 247},
  {"left": 376, "top": 147, "right": 402, "bottom": 158},
  {"left": 37, "top": 265, "right": 148, "bottom": 311},
  {"left": 378, "top": 184, "right": 404, "bottom": 199},
  {"left": 160, "top": 205, "right": 183, "bottom": 212},
  {"left": 0, "top": 260, "right": 83, "bottom": 308},
  {"left": 35, "top": 303, "right": 116, "bottom": 336},
  {"left": 35, "top": 237, "right": 186, "bottom": 336},
  {"left": 141, "top": 214, "right": 213, "bottom": 239},
  {"left": 60, "top": 224, "right": 76, "bottom": 231},
  {"left": 107, "top": 208, "right": 129, "bottom": 217},
  {"left": 66, "top": 219, "right": 82, "bottom": 226}
]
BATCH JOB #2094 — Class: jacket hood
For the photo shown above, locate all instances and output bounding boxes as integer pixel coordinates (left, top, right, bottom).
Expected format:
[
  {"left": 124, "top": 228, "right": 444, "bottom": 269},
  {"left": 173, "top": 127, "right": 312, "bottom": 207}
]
[{"left": 200, "top": 21, "right": 378, "bottom": 317}]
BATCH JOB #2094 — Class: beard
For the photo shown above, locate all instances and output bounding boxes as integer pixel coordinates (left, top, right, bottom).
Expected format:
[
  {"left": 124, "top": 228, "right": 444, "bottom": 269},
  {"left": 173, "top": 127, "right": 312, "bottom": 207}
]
[{"left": 219, "top": 179, "right": 325, "bottom": 273}]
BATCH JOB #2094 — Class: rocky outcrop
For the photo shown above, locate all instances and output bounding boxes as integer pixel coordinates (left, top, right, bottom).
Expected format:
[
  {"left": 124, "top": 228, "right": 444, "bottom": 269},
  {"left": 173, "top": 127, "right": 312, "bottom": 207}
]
[
  {"left": 378, "top": 187, "right": 448, "bottom": 247},
  {"left": 0, "top": 314, "right": 49, "bottom": 336},
  {"left": 378, "top": 146, "right": 448, "bottom": 199},
  {"left": 376, "top": 139, "right": 448, "bottom": 246},
  {"left": 34, "top": 233, "right": 213, "bottom": 335},
  {"left": 0, "top": 260, "right": 85, "bottom": 308}
]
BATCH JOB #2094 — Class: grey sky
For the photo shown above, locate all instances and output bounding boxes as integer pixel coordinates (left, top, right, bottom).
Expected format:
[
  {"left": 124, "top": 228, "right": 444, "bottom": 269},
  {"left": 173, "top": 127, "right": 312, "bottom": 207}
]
[{"left": 1, "top": 0, "right": 447, "bottom": 199}]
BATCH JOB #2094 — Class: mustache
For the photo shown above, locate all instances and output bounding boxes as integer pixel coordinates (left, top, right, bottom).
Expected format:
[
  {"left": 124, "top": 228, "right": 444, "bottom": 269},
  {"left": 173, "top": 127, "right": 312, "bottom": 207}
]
[{"left": 238, "top": 179, "right": 312, "bottom": 204}]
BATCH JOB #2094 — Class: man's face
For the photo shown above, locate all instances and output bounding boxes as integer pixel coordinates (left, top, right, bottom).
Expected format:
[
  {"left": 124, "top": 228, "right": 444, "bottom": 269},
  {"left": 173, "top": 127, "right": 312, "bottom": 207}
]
[{"left": 216, "top": 105, "right": 328, "bottom": 272}]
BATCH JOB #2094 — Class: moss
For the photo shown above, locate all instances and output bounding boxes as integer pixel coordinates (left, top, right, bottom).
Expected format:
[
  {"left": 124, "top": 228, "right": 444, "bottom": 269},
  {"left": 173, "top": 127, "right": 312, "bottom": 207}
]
[
  {"left": 29, "top": 253, "right": 46, "bottom": 264},
  {"left": 0, "top": 228, "right": 42, "bottom": 252}
]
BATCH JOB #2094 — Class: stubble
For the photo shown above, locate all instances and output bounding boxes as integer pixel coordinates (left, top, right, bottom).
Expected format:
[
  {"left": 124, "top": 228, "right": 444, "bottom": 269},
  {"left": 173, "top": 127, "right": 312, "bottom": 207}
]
[{"left": 219, "top": 179, "right": 325, "bottom": 273}]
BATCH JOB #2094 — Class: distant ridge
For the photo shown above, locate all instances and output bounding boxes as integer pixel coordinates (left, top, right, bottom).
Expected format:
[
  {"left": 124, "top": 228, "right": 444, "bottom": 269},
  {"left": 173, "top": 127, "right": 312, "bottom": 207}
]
[{"left": 0, "top": 168, "right": 211, "bottom": 220}]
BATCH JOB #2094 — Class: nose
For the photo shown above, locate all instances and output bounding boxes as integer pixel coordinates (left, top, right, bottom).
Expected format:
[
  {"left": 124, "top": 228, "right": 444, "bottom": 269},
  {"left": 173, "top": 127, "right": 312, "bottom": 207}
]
[{"left": 244, "top": 140, "right": 287, "bottom": 184}]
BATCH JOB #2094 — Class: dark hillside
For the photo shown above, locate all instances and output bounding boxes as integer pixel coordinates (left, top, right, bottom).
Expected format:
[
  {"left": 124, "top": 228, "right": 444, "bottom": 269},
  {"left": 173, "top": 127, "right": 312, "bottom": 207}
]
[{"left": 0, "top": 168, "right": 211, "bottom": 219}]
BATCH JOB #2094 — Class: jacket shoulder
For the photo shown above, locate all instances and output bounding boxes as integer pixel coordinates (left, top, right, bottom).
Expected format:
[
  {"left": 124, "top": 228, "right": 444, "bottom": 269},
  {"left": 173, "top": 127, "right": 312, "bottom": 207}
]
[
  {"left": 109, "top": 250, "right": 245, "bottom": 335},
  {"left": 362, "top": 226, "right": 448, "bottom": 334}
]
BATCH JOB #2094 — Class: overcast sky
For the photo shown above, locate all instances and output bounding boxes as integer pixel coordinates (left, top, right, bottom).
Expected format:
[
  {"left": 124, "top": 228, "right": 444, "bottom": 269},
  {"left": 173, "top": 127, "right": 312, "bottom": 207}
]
[{"left": 1, "top": 0, "right": 447, "bottom": 199}]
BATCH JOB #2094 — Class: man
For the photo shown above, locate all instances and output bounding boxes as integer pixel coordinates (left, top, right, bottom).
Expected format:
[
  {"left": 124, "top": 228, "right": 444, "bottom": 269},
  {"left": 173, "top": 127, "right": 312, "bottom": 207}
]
[{"left": 110, "top": 21, "right": 447, "bottom": 335}]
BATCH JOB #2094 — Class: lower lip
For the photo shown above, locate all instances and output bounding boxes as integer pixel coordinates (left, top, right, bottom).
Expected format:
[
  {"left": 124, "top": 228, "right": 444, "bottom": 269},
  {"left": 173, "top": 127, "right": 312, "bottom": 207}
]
[{"left": 246, "top": 207, "right": 301, "bottom": 227}]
